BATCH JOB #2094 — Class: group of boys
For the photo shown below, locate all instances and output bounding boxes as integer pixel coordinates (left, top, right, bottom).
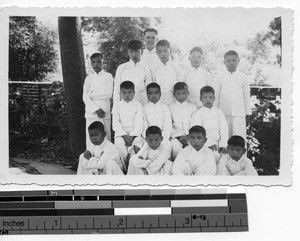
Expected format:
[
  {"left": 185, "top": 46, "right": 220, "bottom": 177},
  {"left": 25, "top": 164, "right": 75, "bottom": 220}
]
[{"left": 77, "top": 28, "right": 258, "bottom": 176}]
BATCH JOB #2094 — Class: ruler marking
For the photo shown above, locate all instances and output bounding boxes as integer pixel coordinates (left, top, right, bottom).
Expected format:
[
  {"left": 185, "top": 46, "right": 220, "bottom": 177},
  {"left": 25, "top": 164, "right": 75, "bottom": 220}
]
[{"left": 0, "top": 189, "right": 248, "bottom": 234}]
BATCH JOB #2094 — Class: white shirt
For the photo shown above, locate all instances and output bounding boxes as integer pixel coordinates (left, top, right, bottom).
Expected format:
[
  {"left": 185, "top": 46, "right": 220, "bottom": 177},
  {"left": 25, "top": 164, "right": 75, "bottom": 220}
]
[
  {"left": 169, "top": 101, "right": 197, "bottom": 138},
  {"left": 141, "top": 48, "right": 160, "bottom": 74},
  {"left": 191, "top": 106, "right": 228, "bottom": 148},
  {"left": 113, "top": 60, "right": 152, "bottom": 105},
  {"left": 112, "top": 100, "right": 143, "bottom": 137},
  {"left": 172, "top": 145, "right": 216, "bottom": 175},
  {"left": 152, "top": 60, "right": 184, "bottom": 105},
  {"left": 83, "top": 70, "right": 113, "bottom": 119},
  {"left": 82, "top": 139, "right": 124, "bottom": 171},
  {"left": 217, "top": 154, "right": 258, "bottom": 176},
  {"left": 130, "top": 141, "right": 172, "bottom": 175},
  {"left": 214, "top": 70, "right": 251, "bottom": 117},
  {"left": 143, "top": 102, "right": 172, "bottom": 140},
  {"left": 183, "top": 66, "right": 213, "bottom": 108}
]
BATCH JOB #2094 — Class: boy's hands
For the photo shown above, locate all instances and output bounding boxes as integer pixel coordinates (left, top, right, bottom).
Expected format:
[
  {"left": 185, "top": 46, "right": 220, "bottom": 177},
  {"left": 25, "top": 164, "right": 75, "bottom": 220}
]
[
  {"left": 122, "top": 135, "right": 132, "bottom": 146},
  {"left": 83, "top": 150, "right": 92, "bottom": 160},
  {"left": 209, "top": 144, "right": 218, "bottom": 152},
  {"left": 96, "top": 108, "right": 105, "bottom": 118},
  {"left": 218, "top": 147, "right": 227, "bottom": 155},
  {"left": 179, "top": 135, "right": 189, "bottom": 147},
  {"left": 122, "top": 135, "right": 137, "bottom": 147}
]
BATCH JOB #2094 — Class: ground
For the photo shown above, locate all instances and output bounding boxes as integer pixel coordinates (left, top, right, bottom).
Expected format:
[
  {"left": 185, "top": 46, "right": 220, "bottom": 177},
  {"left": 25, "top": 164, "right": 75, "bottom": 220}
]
[{"left": 9, "top": 158, "right": 76, "bottom": 175}]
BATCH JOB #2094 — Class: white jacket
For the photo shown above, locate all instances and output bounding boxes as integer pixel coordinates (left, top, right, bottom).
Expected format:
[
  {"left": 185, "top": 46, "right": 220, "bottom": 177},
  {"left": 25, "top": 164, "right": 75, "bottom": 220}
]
[{"left": 83, "top": 70, "right": 113, "bottom": 119}]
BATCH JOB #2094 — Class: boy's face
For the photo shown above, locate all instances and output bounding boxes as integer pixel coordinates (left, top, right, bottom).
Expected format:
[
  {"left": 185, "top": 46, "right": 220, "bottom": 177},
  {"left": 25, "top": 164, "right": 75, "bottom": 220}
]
[
  {"left": 189, "top": 51, "right": 202, "bottom": 68},
  {"left": 144, "top": 31, "right": 158, "bottom": 50},
  {"left": 89, "top": 128, "right": 105, "bottom": 146},
  {"left": 91, "top": 56, "right": 103, "bottom": 73},
  {"left": 146, "top": 133, "right": 163, "bottom": 150},
  {"left": 174, "top": 88, "right": 189, "bottom": 103},
  {"left": 147, "top": 87, "right": 161, "bottom": 104},
  {"left": 224, "top": 54, "right": 239, "bottom": 73},
  {"left": 189, "top": 132, "right": 207, "bottom": 151},
  {"left": 121, "top": 88, "right": 135, "bottom": 102},
  {"left": 227, "top": 145, "right": 246, "bottom": 161},
  {"left": 128, "top": 49, "right": 141, "bottom": 63},
  {"left": 156, "top": 46, "right": 170, "bottom": 64},
  {"left": 200, "top": 92, "right": 215, "bottom": 108}
]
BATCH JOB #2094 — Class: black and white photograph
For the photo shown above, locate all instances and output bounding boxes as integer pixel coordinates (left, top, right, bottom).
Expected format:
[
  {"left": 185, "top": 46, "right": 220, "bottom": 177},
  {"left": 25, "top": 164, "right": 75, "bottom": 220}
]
[{"left": 1, "top": 6, "right": 292, "bottom": 185}]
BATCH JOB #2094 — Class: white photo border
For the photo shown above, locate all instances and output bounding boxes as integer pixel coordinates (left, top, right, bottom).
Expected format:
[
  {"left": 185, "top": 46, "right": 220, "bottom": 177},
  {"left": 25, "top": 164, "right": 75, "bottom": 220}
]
[{"left": 0, "top": 6, "right": 293, "bottom": 186}]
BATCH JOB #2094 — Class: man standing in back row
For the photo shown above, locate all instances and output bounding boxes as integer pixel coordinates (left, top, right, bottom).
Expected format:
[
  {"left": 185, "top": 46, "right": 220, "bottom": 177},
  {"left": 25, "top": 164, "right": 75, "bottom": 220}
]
[{"left": 141, "top": 28, "right": 161, "bottom": 74}]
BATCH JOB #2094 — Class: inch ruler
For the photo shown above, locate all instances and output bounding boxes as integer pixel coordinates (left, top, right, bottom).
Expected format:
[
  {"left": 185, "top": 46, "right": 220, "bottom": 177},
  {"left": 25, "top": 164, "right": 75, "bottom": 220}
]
[
  {"left": 0, "top": 189, "right": 248, "bottom": 234},
  {"left": 0, "top": 213, "right": 248, "bottom": 234}
]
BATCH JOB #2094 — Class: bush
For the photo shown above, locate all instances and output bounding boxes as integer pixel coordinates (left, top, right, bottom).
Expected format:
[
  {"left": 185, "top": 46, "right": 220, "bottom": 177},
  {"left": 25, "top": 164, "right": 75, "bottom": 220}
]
[
  {"left": 9, "top": 81, "right": 77, "bottom": 166},
  {"left": 247, "top": 90, "right": 281, "bottom": 175}
]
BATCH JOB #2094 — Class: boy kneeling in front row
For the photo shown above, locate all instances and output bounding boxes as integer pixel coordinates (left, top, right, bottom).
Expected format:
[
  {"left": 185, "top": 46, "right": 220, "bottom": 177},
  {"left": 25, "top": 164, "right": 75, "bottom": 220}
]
[
  {"left": 217, "top": 135, "right": 258, "bottom": 176},
  {"left": 127, "top": 126, "right": 173, "bottom": 175},
  {"left": 77, "top": 121, "right": 125, "bottom": 175},
  {"left": 172, "top": 125, "right": 216, "bottom": 175}
]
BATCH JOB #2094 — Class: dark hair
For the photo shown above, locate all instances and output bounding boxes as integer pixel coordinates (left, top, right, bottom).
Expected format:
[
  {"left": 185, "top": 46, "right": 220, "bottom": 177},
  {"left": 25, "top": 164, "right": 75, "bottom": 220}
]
[
  {"left": 189, "top": 125, "right": 206, "bottom": 137},
  {"left": 127, "top": 40, "right": 143, "bottom": 51},
  {"left": 174, "top": 82, "right": 188, "bottom": 92},
  {"left": 200, "top": 86, "right": 215, "bottom": 96},
  {"left": 228, "top": 135, "right": 245, "bottom": 149},
  {"left": 156, "top": 39, "right": 170, "bottom": 49},
  {"left": 144, "top": 28, "right": 158, "bottom": 35},
  {"left": 146, "top": 82, "right": 161, "bottom": 93},
  {"left": 90, "top": 52, "right": 103, "bottom": 60},
  {"left": 190, "top": 47, "right": 203, "bottom": 56},
  {"left": 224, "top": 50, "right": 239, "bottom": 59},
  {"left": 88, "top": 121, "right": 105, "bottom": 133},
  {"left": 146, "top": 126, "right": 162, "bottom": 137},
  {"left": 120, "top": 81, "right": 135, "bottom": 91}
]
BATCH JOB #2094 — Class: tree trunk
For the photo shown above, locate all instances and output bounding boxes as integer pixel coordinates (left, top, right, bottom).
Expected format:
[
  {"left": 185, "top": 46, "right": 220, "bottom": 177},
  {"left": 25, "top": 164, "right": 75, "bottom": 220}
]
[{"left": 58, "top": 17, "right": 86, "bottom": 157}]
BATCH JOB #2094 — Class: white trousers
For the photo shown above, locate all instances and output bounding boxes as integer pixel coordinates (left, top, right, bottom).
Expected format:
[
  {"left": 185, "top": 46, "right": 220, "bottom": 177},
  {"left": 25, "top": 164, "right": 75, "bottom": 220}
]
[
  {"left": 127, "top": 160, "right": 173, "bottom": 175},
  {"left": 170, "top": 138, "right": 183, "bottom": 160},
  {"left": 225, "top": 116, "right": 246, "bottom": 140},
  {"left": 114, "top": 136, "right": 142, "bottom": 160},
  {"left": 77, "top": 154, "right": 124, "bottom": 175}
]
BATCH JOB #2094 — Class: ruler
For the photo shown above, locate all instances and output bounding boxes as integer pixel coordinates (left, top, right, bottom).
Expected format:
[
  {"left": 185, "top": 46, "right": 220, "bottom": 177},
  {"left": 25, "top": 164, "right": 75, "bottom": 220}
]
[{"left": 0, "top": 189, "right": 248, "bottom": 234}]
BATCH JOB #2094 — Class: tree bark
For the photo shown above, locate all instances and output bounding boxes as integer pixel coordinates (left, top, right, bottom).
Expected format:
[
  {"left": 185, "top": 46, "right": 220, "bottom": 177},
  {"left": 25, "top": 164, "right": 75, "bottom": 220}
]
[{"left": 58, "top": 17, "right": 86, "bottom": 157}]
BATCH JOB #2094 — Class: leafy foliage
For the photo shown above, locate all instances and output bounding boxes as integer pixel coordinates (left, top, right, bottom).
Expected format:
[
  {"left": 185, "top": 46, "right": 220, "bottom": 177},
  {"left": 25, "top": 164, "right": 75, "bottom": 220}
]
[
  {"left": 247, "top": 89, "right": 281, "bottom": 175},
  {"left": 81, "top": 17, "right": 154, "bottom": 76},
  {"left": 9, "top": 82, "right": 77, "bottom": 166},
  {"left": 9, "top": 16, "right": 58, "bottom": 82}
]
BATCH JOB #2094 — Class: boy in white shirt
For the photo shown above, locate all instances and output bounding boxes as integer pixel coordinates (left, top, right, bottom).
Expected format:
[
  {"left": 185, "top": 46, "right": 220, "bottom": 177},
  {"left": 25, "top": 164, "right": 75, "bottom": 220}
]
[
  {"left": 191, "top": 86, "right": 228, "bottom": 162},
  {"left": 83, "top": 52, "right": 113, "bottom": 146},
  {"left": 172, "top": 126, "right": 216, "bottom": 175},
  {"left": 217, "top": 135, "right": 258, "bottom": 176},
  {"left": 77, "top": 121, "right": 125, "bottom": 175},
  {"left": 169, "top": 82, "right": 197, "bottom": 159},
  {"left": 152, "top": 39, "right": 184, "bottom": 105},
  {"left": 141, "top": 28, "right": 160, "bottom": 74},
  {"left": 184, "top": 47, "right": 214, "bottom": 108},
  {"left": 112, "top": 81, "right": 143, "bottom": 171},
  {"left": 113, "top": 40, "right": 152, "bottom": 105},
  {"left": 127, "top": 126, "right": 173, "bottom": 175},
  {"left": 143, "top": 83, "right": 172, "bottom": 143},
  {"left": 214, "top": 50, "right": 251, "bottom": 140}
]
